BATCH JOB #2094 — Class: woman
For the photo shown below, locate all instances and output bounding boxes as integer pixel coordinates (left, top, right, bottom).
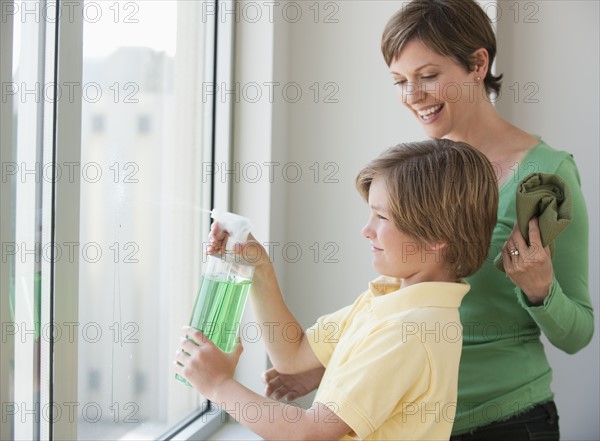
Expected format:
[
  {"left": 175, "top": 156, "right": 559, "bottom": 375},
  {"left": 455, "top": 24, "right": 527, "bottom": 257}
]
[{"left": 263, "top": 1, "right": 594, "bottom": 439}]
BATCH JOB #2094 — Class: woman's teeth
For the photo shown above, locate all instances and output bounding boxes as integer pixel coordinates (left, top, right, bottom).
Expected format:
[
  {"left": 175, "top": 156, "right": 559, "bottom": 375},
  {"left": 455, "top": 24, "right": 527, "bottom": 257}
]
[{"left": 417, "top": 104, "right": 443, "bottom": 120}]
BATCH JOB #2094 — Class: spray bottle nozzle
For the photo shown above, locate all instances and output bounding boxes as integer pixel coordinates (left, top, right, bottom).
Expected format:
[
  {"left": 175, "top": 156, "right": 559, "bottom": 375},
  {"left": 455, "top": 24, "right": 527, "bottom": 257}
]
[{"left": 211, "top": 208, "right": 254, "bottom": 252}]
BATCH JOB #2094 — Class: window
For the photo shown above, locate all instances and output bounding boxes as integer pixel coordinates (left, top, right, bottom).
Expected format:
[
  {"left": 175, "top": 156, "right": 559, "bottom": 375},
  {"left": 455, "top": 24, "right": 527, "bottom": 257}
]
[
  {"left": 0, "top": 1, "right": 232, "bottom": 439},
  {"left": 78, "top": 2, "right": 212, "bottom": 438}
]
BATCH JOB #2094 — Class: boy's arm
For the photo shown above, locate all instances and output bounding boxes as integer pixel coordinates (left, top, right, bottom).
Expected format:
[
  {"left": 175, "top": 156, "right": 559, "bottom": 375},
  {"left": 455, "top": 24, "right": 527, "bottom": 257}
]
[
  {"left": 216, "top": 380, "right": 351, "bottom": 441},
  {"left": 249, "top": 260, "right": 322, "bottom": 373},
  {"left": 175, "top": 328, "right": 351, "bottom": 441},
  {"left": 209, "top": 225, "right": 321, "bottom": 373}
]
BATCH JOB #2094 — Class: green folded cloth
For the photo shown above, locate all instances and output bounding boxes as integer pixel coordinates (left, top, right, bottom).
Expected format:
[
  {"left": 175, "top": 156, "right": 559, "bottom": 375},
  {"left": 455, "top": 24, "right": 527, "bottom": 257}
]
[{"left": 495, "top": 172, "right": 573, "bottom": 272}]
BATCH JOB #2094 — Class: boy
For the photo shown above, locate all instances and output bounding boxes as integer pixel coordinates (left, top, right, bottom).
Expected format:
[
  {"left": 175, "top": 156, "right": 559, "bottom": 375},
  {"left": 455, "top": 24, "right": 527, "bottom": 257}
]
[{"left": 174, "top": 139, "right": 498, "bottom": 440}]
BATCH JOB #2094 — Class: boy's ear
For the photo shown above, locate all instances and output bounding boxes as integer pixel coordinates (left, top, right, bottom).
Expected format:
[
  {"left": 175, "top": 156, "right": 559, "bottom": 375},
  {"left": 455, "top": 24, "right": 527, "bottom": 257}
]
[{"left": 428, "top": 241, "right": 447, "bottom": 251}]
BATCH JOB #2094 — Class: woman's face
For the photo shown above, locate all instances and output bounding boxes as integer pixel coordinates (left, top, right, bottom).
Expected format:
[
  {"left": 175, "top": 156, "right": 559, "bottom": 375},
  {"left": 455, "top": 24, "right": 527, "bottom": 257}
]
[{"left": 388, "top": 39, "right": 481, "bottom": 140}]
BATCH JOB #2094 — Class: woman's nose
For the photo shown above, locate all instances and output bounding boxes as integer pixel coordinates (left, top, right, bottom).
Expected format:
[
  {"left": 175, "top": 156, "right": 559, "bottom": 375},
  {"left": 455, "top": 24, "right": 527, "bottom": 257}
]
[{"left": 403, "top": 81, "right": 423, "bottom": 105}]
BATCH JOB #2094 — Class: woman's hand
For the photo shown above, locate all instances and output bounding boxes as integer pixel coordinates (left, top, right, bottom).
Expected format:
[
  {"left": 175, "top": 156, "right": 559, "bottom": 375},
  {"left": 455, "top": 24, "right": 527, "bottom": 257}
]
[
  {"left": 262, "top": 367, "right": 325, "bottom": 401},
  {"left": 174, "top": 327, "right": 243, "bottom": 399},
  {"left": 207, "top": 222, "right": 271, "bottom": 269},
  {"left": 502, "top": 218, "right": 554, "bottom": 305}
]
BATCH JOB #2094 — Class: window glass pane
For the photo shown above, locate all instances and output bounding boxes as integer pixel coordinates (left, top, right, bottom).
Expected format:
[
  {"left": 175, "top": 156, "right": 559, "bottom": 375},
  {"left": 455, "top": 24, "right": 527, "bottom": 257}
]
[
  {"left": 9, "top": 11, "right": 44, "bottom": 441},
  {"left": 78, "top": 1, "right": 212, "bottom": 438}
]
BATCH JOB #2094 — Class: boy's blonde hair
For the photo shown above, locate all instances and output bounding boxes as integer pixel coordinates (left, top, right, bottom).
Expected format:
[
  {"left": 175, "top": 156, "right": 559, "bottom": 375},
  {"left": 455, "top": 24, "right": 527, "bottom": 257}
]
[{"left": 356, "top": 139, "right": 498, "bottom": 279}]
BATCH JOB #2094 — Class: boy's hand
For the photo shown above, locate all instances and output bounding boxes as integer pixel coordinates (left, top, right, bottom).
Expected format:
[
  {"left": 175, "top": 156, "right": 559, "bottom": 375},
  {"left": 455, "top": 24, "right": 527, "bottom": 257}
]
[
  {"left": 174, "top": 327, "right": 243, "bottom": 399},
  {"left": 207, "top": 223, "right": 271, "bottom": 269}
]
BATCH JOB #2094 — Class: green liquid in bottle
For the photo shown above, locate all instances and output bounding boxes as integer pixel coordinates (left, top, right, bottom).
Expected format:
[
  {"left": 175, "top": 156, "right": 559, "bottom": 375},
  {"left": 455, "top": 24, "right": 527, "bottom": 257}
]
[{"left": 176, "top": 276, "right": 251, "bottom": 387}]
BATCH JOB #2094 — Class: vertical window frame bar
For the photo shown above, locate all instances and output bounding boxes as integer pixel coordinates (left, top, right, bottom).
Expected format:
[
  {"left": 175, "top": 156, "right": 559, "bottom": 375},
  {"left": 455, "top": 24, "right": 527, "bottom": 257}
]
[
  {"left": 0, "top": 3, "right": 16, "bottom": 437},
  {"left": 212, "top": 0, "right": 235, "bottom": 212},
  {"left": 43, "top": 1, "right": 84, "bottom": 439}
]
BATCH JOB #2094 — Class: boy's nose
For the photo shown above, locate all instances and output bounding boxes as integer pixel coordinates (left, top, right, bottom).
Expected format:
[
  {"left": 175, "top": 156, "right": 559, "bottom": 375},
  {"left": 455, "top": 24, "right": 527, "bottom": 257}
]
[{"left": 362, "top": 223, "right": 374, "bottom": 239}]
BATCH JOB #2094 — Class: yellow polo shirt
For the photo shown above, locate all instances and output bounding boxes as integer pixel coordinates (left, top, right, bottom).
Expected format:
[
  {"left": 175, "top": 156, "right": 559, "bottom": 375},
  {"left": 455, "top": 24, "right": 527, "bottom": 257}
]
[{"left": 306, "top": 276, "right": 469, "bottom": 441}]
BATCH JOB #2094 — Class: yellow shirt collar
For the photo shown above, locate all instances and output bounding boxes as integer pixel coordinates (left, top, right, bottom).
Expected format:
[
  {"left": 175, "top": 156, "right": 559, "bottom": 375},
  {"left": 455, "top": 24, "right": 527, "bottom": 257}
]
[{"left": 368, "top": 275, "right": 470, "bottom": 317}]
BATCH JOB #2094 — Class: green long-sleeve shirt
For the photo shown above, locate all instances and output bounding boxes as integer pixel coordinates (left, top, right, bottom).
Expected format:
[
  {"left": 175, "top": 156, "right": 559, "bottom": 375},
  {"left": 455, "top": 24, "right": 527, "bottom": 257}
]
[{"left": 452, "top": 139, "right": 594, "bottom": 434}]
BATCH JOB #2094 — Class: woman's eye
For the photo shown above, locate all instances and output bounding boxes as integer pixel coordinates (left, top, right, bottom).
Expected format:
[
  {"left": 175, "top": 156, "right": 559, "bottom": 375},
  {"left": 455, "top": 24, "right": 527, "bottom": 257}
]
[
  {"left": 421, "top": 74, "right": 438, "bottom": 81},
  {"left": 393, "top": 79, "right": 406, "bottom": 86},
  {"left": 377, "top": 214, "right": 388, "bottom": 220}
]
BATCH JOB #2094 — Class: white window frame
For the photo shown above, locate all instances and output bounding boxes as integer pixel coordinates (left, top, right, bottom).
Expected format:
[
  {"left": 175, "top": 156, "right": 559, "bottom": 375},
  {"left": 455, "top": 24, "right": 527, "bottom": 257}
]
[
  {"left": 0, "top": 5, "right": 16, "bottom": 439},
  {"left": 0, "top": 0, "right": 235, "bottom": 439}
]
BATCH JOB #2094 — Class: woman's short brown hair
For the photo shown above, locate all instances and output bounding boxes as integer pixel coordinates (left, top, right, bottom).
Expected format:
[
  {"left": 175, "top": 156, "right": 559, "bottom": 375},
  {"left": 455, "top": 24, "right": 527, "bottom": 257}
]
[
  {"left": 356, "top": 139, "right": 498, "bottom": 279},
  {"left": 381, "top": 0, "right": 503, "bottom": 97}
]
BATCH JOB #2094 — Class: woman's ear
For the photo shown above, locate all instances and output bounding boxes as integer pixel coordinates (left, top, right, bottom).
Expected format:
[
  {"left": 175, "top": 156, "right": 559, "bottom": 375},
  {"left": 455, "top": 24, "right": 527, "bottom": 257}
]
[{"left": 471, "top": 48, "right": 490, "bottom": 78}]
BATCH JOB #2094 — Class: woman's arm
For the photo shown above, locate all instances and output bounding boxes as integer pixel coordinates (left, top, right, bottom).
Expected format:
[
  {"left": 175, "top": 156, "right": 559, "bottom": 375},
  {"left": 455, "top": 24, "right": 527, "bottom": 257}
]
[
  {"left": 504, "top": 157, "right": 594, "bottom": 353},
  {"left": 263, "top": 366, "right": 325, "bottom": 401}
]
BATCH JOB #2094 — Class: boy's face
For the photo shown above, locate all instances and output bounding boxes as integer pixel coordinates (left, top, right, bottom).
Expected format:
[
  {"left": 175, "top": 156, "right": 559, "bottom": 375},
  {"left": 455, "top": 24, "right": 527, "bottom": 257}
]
[{"left": 362, "top": 176, "right": 447, "bottom": 285}]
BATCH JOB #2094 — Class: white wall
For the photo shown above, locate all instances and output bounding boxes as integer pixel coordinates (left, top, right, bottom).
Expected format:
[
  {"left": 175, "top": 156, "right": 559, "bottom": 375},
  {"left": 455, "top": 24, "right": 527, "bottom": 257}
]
[{"left": 233, "top": 1, "right": 599, "bottom": 439}]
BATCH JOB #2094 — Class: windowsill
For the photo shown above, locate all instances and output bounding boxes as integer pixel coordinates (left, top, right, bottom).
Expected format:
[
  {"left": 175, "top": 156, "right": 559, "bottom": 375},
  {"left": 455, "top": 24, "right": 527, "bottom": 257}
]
[{"left": 167, "top": 405, "right": 262, "bottom": 441}]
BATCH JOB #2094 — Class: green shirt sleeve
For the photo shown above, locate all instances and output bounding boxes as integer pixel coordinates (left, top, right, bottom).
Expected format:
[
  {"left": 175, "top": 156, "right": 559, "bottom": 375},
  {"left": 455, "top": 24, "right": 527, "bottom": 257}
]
[{"left": 517, "top": 155, "right": 594, "bottom": 354}]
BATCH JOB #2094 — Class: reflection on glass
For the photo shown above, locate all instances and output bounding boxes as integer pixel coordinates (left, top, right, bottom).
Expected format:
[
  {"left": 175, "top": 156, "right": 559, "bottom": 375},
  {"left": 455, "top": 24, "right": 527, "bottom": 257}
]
[
  {"left": 11, "top": 12, "right": 43, "bottom": 441},
  {"left": 79, "top": 1, "right": 210, "bottom": 439}
]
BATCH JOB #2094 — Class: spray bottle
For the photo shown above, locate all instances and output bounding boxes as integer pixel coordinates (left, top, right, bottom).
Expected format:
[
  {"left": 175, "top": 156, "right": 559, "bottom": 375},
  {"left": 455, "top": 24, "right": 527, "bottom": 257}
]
[{"left": 176, "top": 209, "right": 255, "bottom": 386}]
